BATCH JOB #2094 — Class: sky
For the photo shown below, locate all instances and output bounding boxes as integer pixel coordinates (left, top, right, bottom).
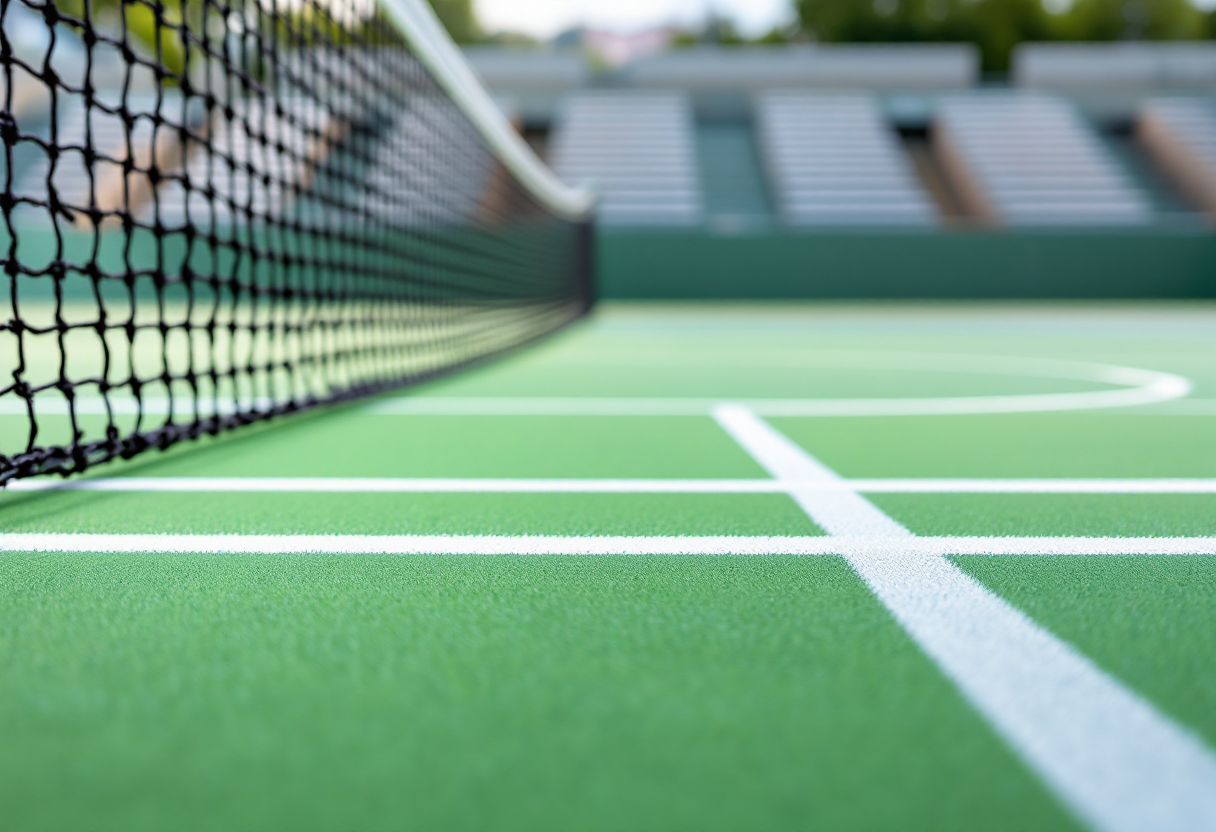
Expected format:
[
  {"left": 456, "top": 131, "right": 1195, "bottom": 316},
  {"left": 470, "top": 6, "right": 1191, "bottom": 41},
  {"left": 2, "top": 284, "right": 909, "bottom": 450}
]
[{"left": 475, "top": 0, "right": 795, "bottom": 38}]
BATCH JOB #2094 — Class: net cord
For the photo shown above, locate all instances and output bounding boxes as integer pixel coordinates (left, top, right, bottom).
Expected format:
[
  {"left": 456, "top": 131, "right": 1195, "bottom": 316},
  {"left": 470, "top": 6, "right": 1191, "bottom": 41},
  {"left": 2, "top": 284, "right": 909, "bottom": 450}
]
[{"left": 378, "top": 0, "right": 596, "bottom": 221}]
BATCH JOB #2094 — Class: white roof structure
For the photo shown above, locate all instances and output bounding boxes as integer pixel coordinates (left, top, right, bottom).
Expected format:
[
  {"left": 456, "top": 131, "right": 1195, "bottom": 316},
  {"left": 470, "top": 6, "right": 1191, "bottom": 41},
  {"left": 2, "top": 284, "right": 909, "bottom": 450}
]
[
  {"left": 1014, "top": 43, "right": 1216, "bottom": 119},
  {"left": 1015, "top": 43, "right": 1216, "bottom": 92},
  {"left": 463, "top": 48, "right": 589, "bottom": 93},
  {"left": 622, "top": 45, "right": 978, "bottom": 92}
]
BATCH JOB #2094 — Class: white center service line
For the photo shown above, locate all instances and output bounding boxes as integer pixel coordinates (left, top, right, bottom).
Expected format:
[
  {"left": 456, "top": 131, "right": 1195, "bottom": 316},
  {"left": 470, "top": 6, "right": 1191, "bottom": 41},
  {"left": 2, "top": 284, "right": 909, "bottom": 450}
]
[
  {"left": 710, "top": 404, "right": 1216, "bottom": 832},
  {"left": 13, "top": 477, "right": 1216, "bottom": 494}
]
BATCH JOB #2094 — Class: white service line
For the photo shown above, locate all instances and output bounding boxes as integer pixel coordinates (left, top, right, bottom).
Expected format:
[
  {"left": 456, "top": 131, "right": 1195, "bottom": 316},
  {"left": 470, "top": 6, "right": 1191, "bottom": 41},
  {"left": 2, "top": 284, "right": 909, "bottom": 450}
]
[
  {"left": 714, "top": 405, "right": 909, "bottom": 538},
  {"left": 710, "top": 404, "right": 1216, "bottom": 832},
  {"left": 0, "top": 534, "right": 1215, "bottom": 557},
  {"left": 17, "top": 477, "right": 1216, "bottom": 494}
]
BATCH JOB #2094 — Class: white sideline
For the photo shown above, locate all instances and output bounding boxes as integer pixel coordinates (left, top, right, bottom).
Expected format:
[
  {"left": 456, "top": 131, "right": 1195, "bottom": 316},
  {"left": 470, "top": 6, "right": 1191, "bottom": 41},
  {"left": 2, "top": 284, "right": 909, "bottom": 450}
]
[
  {"left": 2, "top": 534, "right": 1216, "bottom": 556},
  {"left": 710, "top": 404, "right": 1216, "bottom": 832},
  {"left": 15, "top": 477, "right": 1216, "bottom": 494}
]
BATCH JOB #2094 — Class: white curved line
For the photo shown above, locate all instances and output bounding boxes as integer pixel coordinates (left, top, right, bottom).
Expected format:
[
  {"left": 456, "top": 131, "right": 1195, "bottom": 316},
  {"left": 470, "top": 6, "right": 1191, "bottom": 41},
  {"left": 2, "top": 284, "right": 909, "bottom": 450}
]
[{"left": 750, "top": 374, "right": 1190, "bottom": 416}]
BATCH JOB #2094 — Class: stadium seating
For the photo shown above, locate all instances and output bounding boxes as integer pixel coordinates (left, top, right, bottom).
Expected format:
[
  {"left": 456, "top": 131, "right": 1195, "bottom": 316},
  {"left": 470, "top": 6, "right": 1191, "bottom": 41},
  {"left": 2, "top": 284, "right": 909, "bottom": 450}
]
[
  {"left": 934, "top": 95, "right": 1152, "bottom": 226},
  {"left": 1138, "top": 98, "right": 1216, "bottom": 220},
  {"left": 357, "top": 95, "right": 501, "bottom": 225},
  {"left": 549, "top": 93, "right": 703, "bottom": 226},
  {"left": 149, "top": 99, "right": 327, "bottom": 228},
  {"left": 14, "top": 94, "right": 186, "bottom": 228},
  {"left": 756, "top": 94, "right": 937, "bottom": 227}
]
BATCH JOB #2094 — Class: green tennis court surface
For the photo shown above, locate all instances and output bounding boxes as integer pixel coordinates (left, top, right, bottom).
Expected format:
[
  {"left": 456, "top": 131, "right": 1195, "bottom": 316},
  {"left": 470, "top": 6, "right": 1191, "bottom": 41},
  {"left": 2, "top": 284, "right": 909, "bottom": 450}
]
[{"left": 3, "top": 303, "right": 1215, "bottom": 831}]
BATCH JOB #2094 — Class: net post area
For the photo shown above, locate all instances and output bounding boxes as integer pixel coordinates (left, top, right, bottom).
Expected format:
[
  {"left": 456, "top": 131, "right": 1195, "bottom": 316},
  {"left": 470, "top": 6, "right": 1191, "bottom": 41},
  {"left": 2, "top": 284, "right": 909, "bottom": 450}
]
[{"left": 0, "top": 0, "right": 595, "bottom": 487}]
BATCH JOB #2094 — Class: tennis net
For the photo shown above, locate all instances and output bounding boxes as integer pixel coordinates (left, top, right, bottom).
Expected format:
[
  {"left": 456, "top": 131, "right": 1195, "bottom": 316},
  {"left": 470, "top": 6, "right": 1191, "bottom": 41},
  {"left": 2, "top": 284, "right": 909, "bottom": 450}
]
[{"left": 0, "top": 0, "right": 595, "bottom": 486}]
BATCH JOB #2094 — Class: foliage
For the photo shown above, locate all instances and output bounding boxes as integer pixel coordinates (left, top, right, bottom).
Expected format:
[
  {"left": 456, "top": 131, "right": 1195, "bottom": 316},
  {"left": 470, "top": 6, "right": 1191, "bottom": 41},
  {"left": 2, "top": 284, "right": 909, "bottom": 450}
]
[
  {"left": 671, "top": 11, "right": 806, "bottom": 47},
  {"left": 51, "top": 0, "right": 479, "bottom": 77},
  {"left": 671, "top": 13, "right": 746, "bottom": 46},
  {"left": 429, "top": 0, "right": 479, "bottom": 43},
  {"left": 965, "top": 0, "right": 1058, "bottom": 72},
  {"left": 796, "top": 0, "right": 1210, "bottom": 72},
  {"left": 1056, "top": 0, "right": 1202, "bottom": 41}
]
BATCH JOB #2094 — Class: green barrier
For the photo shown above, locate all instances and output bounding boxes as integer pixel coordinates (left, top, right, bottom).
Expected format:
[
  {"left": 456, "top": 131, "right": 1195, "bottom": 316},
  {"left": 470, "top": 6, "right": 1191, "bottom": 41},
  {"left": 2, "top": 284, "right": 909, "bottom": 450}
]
[
  {"left": 10, "top": 224, "right": 1214, "bottom": 302},
  {"left": 2, "top": 224, "right": 577, "bottom": 304},
  {"left": 598, "top": 228, "right": 1216, "bottom": 299}
]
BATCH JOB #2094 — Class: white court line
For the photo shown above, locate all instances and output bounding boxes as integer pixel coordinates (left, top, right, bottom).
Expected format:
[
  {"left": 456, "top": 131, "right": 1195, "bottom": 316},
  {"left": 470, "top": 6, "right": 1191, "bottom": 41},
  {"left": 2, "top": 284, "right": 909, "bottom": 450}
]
[
  {"left": 361, "top": 357, "right": 1190, "bottom": 416},
  {"left": 858, "top": 479, "right": 1216, "bottom": 494},
  {"left": 2, "top": 359, "right": 1188, "bottom": 418},
  {"left": 710, "top": 404, "right": 1216, "bottom": 832},
  {"left": 1, "top": 533, "right": 1216, "bottom": 556},
  {"left": 14, "top": 477, "right": 1216, "bottom": 494},
  {"left": 715, "top": 405, "right": 910, "bottom": 538},
  {"left": 366, "top": 387, "right": 1189, "bottom": 418},
  {"left": 0, "top": 478, "right": 788, "bottom": 494}
]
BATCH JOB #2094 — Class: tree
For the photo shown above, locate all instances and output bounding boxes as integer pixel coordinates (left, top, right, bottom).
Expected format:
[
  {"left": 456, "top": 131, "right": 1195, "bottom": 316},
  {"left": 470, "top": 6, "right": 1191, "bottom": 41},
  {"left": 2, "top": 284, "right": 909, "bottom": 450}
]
[
  {"left": 796, "top": 0, "right": 1056, "bottom": 71},
  {"left": 429, "top": 0, "right": 480, "bottom": 43},
  {"left": 797, "top": 0, "right": 1210, "bottom": 72},
  {"left": 1059, "top": 0, "right": 1202, "bottom": 40},
  {"left": 797, "top": 0, "right": 971, "bottom": 44},
  {"left": 963, "top": 0, "right": 1056, "bottom": 72}
]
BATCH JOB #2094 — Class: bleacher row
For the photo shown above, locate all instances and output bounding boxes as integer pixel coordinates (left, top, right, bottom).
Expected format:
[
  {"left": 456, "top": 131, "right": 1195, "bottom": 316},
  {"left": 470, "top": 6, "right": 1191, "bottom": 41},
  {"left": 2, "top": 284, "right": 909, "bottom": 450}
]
[
  {"left": 547, "top": 95, "right": 701, "bottom": 226},
  {"left": 4, "top": 7, "right": 1216, "bottom": 234},
  {"left": 4, "top": 88, "right": 500, "bottom": 231},
  {"left": 3, "top": 78, "right": 1215, "bottom": 230},
  {"left": 755, "top": 95, "right": 936, "bottom": 227},
  {"left": 549, "top": 91, "right": 1216, "bottom": 228}
]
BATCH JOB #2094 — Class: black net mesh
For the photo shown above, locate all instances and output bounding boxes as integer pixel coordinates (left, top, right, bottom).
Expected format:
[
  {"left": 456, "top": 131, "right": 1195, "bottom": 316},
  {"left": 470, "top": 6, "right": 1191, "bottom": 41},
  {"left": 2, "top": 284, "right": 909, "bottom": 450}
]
[{"left": 0, "top": 0, "right": 594, "bottom": 486}]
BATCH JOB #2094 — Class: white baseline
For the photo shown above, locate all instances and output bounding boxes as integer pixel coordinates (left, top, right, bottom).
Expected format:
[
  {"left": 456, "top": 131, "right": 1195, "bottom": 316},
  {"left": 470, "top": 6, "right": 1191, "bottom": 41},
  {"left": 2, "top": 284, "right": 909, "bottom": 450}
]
[
  {"left": 2, "top": 534, "right": 1216, "bottom": 556},
  {"left": 11, "top": 477, "right": 1216, "bottom": 494}
]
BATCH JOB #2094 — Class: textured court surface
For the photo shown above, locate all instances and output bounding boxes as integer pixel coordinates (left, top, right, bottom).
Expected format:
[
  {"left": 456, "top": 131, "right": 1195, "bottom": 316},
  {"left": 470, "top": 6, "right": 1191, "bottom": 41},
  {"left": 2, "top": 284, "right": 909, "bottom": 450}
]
[{"left": 2, "top": 304, "right": 1216, "bottom": 831}]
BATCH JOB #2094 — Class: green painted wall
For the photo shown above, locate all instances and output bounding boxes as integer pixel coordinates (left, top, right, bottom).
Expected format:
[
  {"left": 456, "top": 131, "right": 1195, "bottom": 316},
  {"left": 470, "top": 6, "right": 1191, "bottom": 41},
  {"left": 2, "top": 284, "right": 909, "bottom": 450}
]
[{"left": 598, "top": 229, "right": 1216, "bottom": 299}]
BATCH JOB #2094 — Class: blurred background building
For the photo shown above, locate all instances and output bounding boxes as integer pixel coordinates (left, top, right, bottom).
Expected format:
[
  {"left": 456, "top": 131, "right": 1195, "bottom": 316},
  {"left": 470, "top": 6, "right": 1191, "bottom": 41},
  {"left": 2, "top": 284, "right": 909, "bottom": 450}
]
[
  {"left": 435, "top": 0, "right": 1216, "bottom": 298},
  {"left": 7, "top": 0, "right": 1216, "bottom": 298}
]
